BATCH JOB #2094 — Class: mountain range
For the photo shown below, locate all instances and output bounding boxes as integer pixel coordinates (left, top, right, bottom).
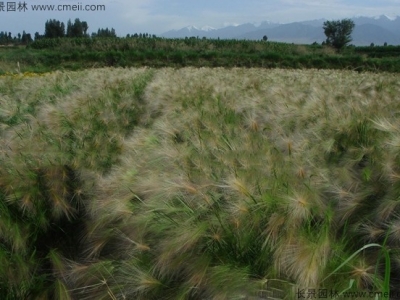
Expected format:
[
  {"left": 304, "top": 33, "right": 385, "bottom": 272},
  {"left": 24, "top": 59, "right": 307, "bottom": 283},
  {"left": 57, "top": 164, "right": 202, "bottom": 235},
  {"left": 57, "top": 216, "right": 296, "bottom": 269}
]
[{"left": 161, "top": 15, "right": 400, "bottom": 46}]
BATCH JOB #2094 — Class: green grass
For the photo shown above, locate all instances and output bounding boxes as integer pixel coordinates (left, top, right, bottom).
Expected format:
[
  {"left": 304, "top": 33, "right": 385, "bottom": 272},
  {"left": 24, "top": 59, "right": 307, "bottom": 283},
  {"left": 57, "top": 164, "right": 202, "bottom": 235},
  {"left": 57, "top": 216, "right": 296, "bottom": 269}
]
[
  {"left": 1, "top": 67, "right": 400, "bottom": 299},
  {"left": 1, "top": 37, "right": 400, "bottom": 73}
]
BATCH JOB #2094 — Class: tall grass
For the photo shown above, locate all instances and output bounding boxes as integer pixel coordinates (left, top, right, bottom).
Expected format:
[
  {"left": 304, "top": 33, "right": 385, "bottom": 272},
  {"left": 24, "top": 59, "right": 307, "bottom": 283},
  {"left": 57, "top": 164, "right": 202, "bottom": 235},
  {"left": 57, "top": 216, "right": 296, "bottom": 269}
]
[{"left": 1, "top": 67, "right": 400, "bottom": 298}]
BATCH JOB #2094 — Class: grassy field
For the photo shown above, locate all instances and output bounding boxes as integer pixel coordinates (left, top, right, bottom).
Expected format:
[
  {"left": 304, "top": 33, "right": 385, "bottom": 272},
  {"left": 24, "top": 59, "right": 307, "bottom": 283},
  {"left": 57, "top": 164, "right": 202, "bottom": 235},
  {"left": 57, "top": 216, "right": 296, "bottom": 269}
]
[
  {"left": 2, "top": 37, "right": 400, "bottom": 73},
  {"left": 1, "top": 67, "right": 400, "bottom": 299}
]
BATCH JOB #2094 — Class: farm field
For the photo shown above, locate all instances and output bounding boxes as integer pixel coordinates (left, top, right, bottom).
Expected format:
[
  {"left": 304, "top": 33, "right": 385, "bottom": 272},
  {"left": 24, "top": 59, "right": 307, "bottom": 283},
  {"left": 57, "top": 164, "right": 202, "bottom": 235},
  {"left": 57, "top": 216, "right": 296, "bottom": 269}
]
[{"left": 1, "top": 67, "right": 400, "bottom": 299}]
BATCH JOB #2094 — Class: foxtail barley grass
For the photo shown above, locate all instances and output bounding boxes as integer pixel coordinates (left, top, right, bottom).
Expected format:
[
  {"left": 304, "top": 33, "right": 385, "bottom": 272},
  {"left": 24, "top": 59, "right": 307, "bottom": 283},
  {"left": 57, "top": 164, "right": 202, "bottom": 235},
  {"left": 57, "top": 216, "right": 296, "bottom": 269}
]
[{"left": 1, "top": 67, "right": 400, "bottom": 299}]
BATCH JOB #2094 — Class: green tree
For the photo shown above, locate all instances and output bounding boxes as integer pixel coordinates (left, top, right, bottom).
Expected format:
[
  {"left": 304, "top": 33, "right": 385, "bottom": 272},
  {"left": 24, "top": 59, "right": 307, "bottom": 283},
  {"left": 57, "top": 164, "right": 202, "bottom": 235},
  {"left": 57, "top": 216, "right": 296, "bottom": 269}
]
[
  {"left": 95, "top": 27, "right": 117, "bottom": 38},
  {"left": 21, "top": 30, "right": 32, "bottom": 44},
  {"left": 66, "top": 19, "right": 73, "bottom": 37},
  {"left": 0, "top": 31, "right": 8, "bottom": 44},
  {"left": 44, "top": 19, "right": 65, "bottom": 38},
  {"left": 66, "top": 18, "right": 87, "bottom": 37},
  {"left": 323, "top": 19, "right": 355, "bottom": 50},
  {"left": 82, "top": 21, "right": 88, "bottom": 36},
  {"left": 72, "top": 18, "right": 83, "bottom": 37}
]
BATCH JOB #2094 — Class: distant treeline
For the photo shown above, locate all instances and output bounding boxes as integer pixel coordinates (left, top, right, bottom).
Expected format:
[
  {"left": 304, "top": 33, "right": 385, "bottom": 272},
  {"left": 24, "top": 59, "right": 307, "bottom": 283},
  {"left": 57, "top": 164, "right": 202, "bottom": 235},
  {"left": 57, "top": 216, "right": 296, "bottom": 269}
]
[
  {"left": 0, "top": 31, "right": 33, "bottom": 45},
  {"left": 0, "top": 18, "right": 155, "bottom": 45}
]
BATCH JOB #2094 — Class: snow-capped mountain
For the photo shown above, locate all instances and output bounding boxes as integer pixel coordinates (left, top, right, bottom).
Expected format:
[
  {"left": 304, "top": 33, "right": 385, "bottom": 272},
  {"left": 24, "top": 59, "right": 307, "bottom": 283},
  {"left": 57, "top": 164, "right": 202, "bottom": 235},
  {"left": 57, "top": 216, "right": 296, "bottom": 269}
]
[
  {"left": 373, "top": 14, "right": 397, "bottom": 21},
  {"left": 184, "top": 25, "right": 216, "bottom": 32},
  {"left": 185, "top": 25, "right": 198, "bottom": 32},
  {"left": 161, "top": 15, "right": 400, "bottom": 46},
  {"left": 201, "top": 25, "right": 216, "bottom": 32},
  {"left": 162, "top": 21, "right": 280, "bottom": 40}
]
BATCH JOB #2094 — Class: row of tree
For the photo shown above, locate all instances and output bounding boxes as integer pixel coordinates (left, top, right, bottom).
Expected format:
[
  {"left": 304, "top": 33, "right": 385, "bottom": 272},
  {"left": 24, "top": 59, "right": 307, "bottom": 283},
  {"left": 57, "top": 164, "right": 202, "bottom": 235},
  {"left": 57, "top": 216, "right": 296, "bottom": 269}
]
[
  {"left": 0, "top": 31, "right": 33, "bottom": 45},
  {"left": 0, "top": 18, "right": 158, "bottom": 45},
  {"left": 44, "top": 19, "right": 91, "bottom": 38},
  {"left": 1, "top": 18, "right": 355, "bottom": 50},
  {"left": 43, "top": 19, "right": 156, "bottom": 39}
]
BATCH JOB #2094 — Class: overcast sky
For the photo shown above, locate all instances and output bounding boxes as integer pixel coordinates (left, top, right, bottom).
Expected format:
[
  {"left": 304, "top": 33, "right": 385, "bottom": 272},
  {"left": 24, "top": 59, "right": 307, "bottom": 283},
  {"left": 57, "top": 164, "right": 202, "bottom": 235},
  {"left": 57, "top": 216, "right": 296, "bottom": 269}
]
[{"left": 1, "top": 0, "right": 400, "bottom": 36}]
